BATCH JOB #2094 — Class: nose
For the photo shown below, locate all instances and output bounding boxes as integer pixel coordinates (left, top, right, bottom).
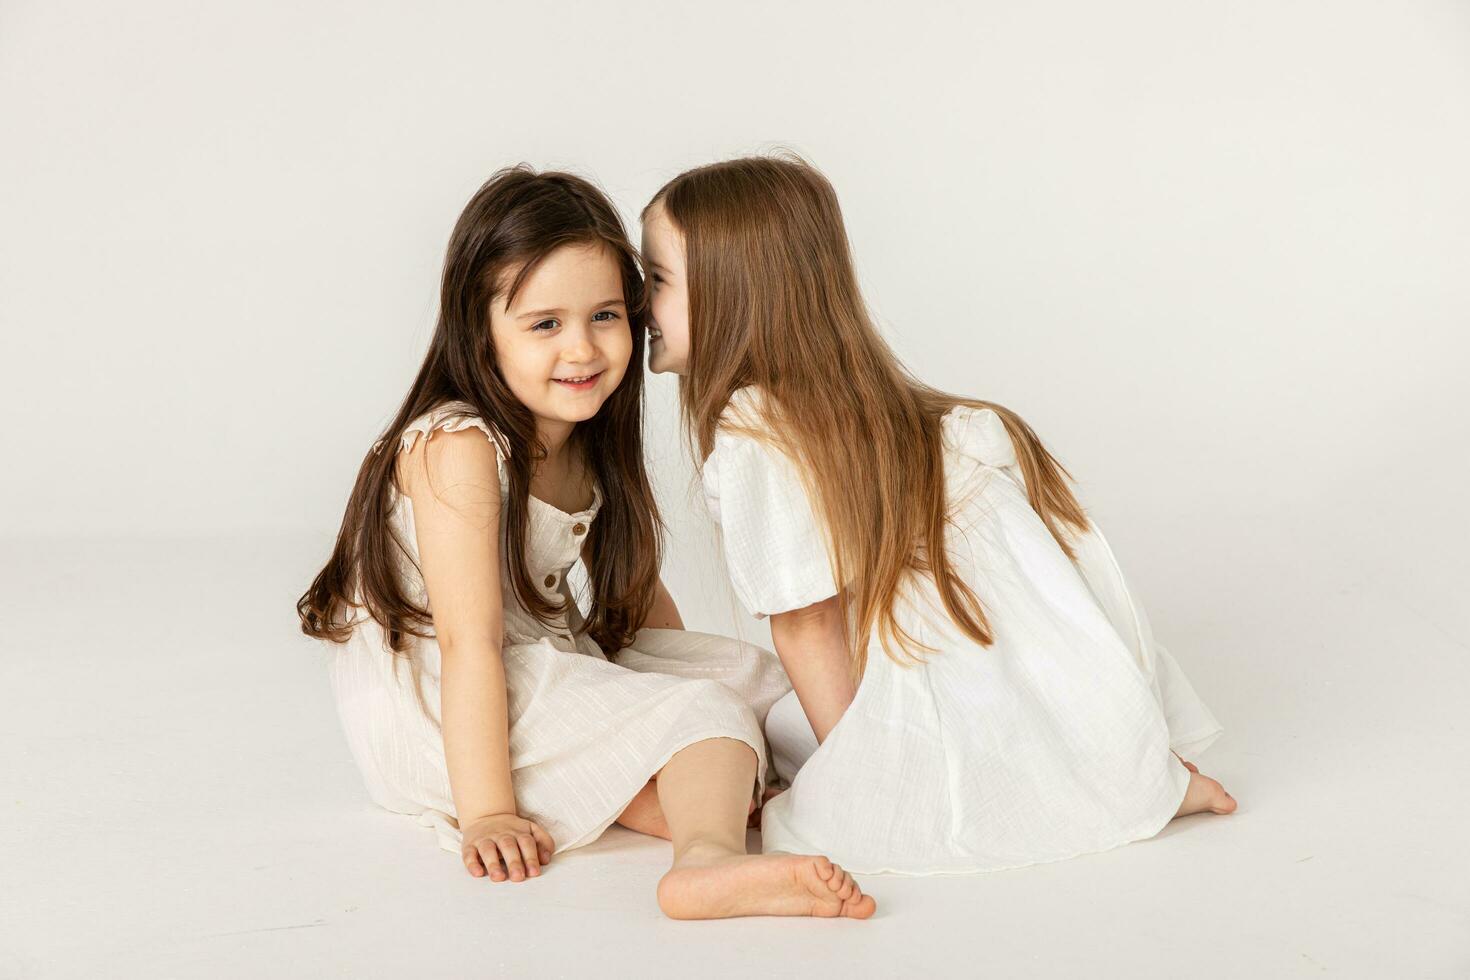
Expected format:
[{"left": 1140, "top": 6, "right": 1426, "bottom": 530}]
[{"left": 559, "top": 321, "right": 598, "bottom": 364}]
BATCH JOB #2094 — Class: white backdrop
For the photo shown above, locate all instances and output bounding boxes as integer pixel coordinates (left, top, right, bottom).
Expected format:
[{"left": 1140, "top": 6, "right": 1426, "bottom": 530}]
[
  {"left": 3, "top": 2, "right": 1469, "bottom": 976},
  {"left": 2, "top": 1, "right": 1466, "bottom": 641}
]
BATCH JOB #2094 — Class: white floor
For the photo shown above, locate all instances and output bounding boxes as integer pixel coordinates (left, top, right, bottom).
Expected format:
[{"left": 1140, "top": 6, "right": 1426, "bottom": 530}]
[{"left": 3, "top": 533, "right": 1466, "bottom": 980}]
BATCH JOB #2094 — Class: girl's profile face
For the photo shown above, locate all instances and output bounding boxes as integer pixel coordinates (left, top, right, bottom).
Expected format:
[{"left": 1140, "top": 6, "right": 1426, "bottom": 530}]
[
  {"left": 639, "top": 203, "right": 690, "bottom": 375},
  {"left": 488, "top": 242, "right": 632, "bottom": 426}
]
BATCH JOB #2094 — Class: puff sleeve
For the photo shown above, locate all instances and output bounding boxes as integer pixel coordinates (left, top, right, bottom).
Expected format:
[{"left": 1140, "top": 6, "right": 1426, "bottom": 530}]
[{"left": 701, "top": 426, "right": 839, "bottom": 620}]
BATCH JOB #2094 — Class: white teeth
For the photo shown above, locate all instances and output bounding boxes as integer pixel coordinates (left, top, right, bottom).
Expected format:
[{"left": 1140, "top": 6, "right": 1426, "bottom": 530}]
[{"left": 558, "top": 374, "right": 597, "bottom": 383}]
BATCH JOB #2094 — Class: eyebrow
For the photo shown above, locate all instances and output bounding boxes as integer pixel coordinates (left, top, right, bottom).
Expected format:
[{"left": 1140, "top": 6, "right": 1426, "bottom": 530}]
[
  {"left": 644, "top": 260, "right": 670, "bottom": 274},
  {"left": 516, "top": 298, "right": 626, "bottom": 319}
]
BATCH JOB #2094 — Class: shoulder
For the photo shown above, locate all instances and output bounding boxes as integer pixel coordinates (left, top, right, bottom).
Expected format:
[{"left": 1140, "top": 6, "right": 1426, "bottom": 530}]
[
  {"left": 718, "top": 386, "right": 769, "bottom": 430},
  {"left": 702, "top": 387, "right": 816, "bottom": 515},
  {"left": 395, "top": 402, "right": 508, "bottom": 505},
  {"left": 399, "top": 401, "right": 509, "bottom": 460},
  {"left": 941, "top": 402, "right": 1020, "bottom": 471},
  {"left": 709, "top": 386, "right": 784, "bottom": 460},
  {"left": 707, "top": 387, "right": 778, "bottom": 466}
]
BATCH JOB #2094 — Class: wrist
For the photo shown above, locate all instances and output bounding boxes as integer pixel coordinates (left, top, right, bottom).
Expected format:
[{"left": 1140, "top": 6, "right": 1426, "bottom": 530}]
[{"left": 459, "top": 805, "right": 518, "bottom": 826}]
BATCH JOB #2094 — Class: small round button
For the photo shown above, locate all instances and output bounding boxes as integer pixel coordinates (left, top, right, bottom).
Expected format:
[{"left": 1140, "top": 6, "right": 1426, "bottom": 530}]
[
  {"left": 572, "top": 523, "right": 587, "bottom": 536},
  {"left": 544, "top": 574, "right": 557, "bottom": 588}
]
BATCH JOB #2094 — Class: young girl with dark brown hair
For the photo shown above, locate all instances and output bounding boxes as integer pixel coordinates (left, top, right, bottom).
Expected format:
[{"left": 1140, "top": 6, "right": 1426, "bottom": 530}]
[
  {"left": 298, "top": 166, "right": 875, "bottom": 919},
  {"left": 641, "top": 155, "right": 1237, "bottom": 876}
]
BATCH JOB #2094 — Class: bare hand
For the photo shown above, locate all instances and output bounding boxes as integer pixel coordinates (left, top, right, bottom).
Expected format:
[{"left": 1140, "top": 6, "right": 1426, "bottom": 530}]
[{"left": 460, "top": 813, "right": 555, "bottom": 882}]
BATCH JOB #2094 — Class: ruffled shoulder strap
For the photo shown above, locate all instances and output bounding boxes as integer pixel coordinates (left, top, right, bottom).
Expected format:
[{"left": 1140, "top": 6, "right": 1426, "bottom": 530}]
[
  {"left": 383, "top": 401, "right": 510, "bottom": 490},
  {"left": 398, "top": 401, "right": 503, "bottom": 452}
]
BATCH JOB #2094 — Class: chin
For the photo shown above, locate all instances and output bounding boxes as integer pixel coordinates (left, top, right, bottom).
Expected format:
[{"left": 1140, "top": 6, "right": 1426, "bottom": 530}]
[
  {"left": 563, "top": 397, "right": 609, "bottom": 422},
  {"left": 647, "top": 352, "right": 680, "bottom": 375}
]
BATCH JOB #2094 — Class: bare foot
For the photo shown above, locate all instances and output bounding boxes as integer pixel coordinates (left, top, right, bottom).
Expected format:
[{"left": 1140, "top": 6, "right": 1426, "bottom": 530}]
[
  {"left": 1174, "top": 769, "right": 1237, "bottom": 817},
  {"left": 657, "top": 847, "right": 877, "bottom": 920},
  {"left": 1172, "top": 751, "right": 1200, "bottom": 774}
]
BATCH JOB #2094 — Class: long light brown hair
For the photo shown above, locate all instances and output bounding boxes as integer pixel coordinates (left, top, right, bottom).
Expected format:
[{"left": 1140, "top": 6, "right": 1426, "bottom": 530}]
[
  {"left": 299, "top": 165, "right": 661, "bottom": 656},
  {"left": 647, "top": 155, "right": 1092, "bottom": 681}
]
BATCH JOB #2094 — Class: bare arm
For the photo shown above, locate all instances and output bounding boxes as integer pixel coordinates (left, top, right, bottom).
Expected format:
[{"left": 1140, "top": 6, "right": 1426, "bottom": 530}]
[
  {"left": 768, "top": 593, "right": 855, "bottom": 744},
  {"left": 398, "top": 428, "right": 552, "bottom": 880},
  {"left": 579, "top": 532, "right": 685, "bottom": 631},
  {"left": 643, "top": 577, "right": 685, "bottom": 630}
]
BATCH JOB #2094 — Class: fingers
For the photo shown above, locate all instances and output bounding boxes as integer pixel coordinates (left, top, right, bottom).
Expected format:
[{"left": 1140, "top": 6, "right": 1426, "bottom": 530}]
[
  {"left": 530, "top": 822, "right": 556, "bottom": 866},
  {"left": 462, "top": 845, "right": 487, "bottom": 878},
  {"left": 497, "top": 835, "right": 527, "bottom": 882},
  {"left": 466, "top": 823, "right": 554, "bottom": 882},
  {"left": 476, "top": 841, "right": 507, "bottom": 882},
  {"left": 515, "top": 833, "right": 541, "bottom": 877}
]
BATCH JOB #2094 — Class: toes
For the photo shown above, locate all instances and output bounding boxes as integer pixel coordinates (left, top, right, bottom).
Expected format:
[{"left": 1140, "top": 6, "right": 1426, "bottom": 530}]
[
  {"left": 812, "top": 856, "right": 835, "bottom": 881},
  {"left": 843, "top": 893, "right": 878, "bottom": 919},
  {"left": 1197, "top": 773, "right": 1237, "bottom": 814},
  {"left": 825, "top": 864, "right": 848, "bottom": 892}
]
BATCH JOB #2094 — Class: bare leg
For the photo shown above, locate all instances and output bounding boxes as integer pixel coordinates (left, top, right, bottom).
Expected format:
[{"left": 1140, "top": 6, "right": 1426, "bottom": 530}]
[
  {"left": 652, "top": 737, "right": 876, "bottom": 920},
  {"left": 616, "top": 778, "right": 761, "bottom": 840},
  {"left": 616, "top": 780, "right": 670, "bottom": 840}
]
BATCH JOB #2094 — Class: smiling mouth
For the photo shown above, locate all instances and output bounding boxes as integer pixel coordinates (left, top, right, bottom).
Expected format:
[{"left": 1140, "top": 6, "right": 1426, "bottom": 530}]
[
  {"left": 648, "top": 327, "right": 663, "bottom": 342},
  {"left": 553, "top": 371, "right": 603, "bottom": 390}
]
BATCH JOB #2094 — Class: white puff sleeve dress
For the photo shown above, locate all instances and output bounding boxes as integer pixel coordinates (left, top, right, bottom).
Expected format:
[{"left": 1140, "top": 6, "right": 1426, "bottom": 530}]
[
  {"left": 702, "top": 387, "right": 1223, "bottom": 876},
  {"left": 326, "top": 402, "right": 792, "bottom": 855}
]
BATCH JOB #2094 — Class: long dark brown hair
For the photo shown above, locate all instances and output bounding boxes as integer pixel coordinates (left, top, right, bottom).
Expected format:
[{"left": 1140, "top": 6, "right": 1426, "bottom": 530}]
[
  {"left": 647, "top": 155, "right": 1092, "bottom": 681},
  {"left": 299, "top": 165, "right": 661, "bottom": 655}
]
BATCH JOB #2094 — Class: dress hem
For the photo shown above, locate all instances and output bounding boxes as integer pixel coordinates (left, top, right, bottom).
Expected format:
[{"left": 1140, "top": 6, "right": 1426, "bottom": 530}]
[
  {"left": 761, "top": 755, "right": 1195, "bottom": 877},
  {"left": 428, "top": 724, "right": 771, "bottom": 856}
]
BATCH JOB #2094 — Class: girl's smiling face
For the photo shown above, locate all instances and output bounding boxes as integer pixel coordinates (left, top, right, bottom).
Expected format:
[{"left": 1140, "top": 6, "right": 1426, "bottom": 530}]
[
  {"left": 489, "top": 242, "right": 632, "bottom": 426},
  {"left": 639, "top": 202, "right": 690, "bottom": 375}
]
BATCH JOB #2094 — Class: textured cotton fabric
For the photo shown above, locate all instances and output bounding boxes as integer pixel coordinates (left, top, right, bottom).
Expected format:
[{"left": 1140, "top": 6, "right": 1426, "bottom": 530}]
[
  {"left": 703, "top": 387, "right": 1224, "bottom": 876},
  {"left": 327, "top": 402, "right": 792, "bottom": 855}
]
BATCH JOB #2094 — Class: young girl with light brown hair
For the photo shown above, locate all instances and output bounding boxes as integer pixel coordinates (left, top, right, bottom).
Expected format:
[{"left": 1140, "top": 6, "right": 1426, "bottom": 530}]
[
  {"left": 298, "top": 165, "right": 875, "bottom": 918},
  {"left": 640, "top": 155, "right": 1237, "bottom": 875}
]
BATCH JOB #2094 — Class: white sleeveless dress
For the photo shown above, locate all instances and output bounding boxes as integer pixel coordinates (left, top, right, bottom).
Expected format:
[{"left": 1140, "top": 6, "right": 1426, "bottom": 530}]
[
  {"left": 703, "top": 387, "right": 1224, "bottom": 876},
  {"left": 327, "top": 401, "right": 793, "bottom": 854}
]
